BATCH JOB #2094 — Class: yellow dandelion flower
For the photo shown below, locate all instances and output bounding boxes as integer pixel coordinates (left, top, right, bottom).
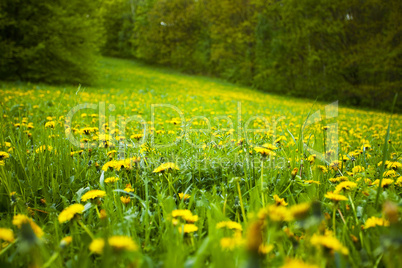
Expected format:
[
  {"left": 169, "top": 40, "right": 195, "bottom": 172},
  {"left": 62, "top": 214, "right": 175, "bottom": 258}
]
[
  {"left": 130, "top": 134, "right": 144, "bottom": 140},
  {"left": 386, "top": 161, "right": 402, "bottom": 170},
  {"left": 372, "top": 178, "right": 394, "bottom": 188},
  {"left": 108, "top": 236, "right": 138, "bottom": 252},
  {"left": 11, "top": 214, "right": 29, "bottom": 227},
  {"left": 102, "top": 160, "right": 118, "bottom": 171},
  {"left": 254, "top": 147, "right": 276, "bottom": 157},
  {"left": 45, "top": 121, "right": 55, "bottom": 128},
  {"left": 70, "top": 150, "right": 83, "bottom": 157},
  {"left": 329, "top": 176, "right": 349, "bottom": 183},
  {"left": 290, "top": 202, "right": 311, "bottom": 220},
  {"left": 58, "top": 204, "right": 85, "bottom": 223},
  {"left": 81, "top": 190, "right": 106, "bottom": 202},
  {"left": 310, "top": 233, "right": 349, "bottom": 255},
  {"left": 220, "top": 237, "right": 237, "bottom": 250},
  {"left": 0, "top": 151, "right": 10, "bottom": 160},
  {"left": 96, "top": 209, "right": 106, "bottom": 220},
  {"left": 89, "top": 238, "right": 105, "bottom": 254},
  {"left": 316, "top": 165, "right": 328, "bottom": 173},
  {"left": 153, "top": 162, "right": 179, "bottom": 173},
  {"left": 304, "top": 180, "right": 320, "bottom": 185},
  {"left": 220, "top": 234, "right": 244, "bottom": 250},
  {"left": 0, "top": 228, "right": 15, "bottom": 242},
  {"left": 172, "top": 209, "right": 193, "bottom": 218},
  {"left": 178, "top": 224, "right": 198, "bottom": 233},
  {"left": 334, "top": 181, "right": 357, "bottom": 193},
  {"left": 324, "top": 192, "right": 348, "bottom": 202},
  {"left": 178, "top": 193, "right": 191, "bottom": 200},
  {"left": 12, "top": 214, "right": 44, "bottom": 238},
  {"left": 352, "top": 165, "right": 365, "bottom": 174},
  {"left": 395, "top": 177, "right": 402, "bottom": 187},
  {"left": 3, "top": 142, "right": 11, "bottom": 148},
  {"left": 308, "top": 154, "right": 316, "bottom": 164},
  {"left": 273, "top": 194, "right": 288, "bottom": 206},
  {"left": 275, "top": 136, "right": 287, "bottom": 144},
  {"left": 60, "top": 236, "right": 72, "bottom": 247},
  {"left": 383, "top": 169, "right": 397, "bottom": 178},
  {"left": 183, "top": 214, "right": 199, "bottom": 223},
  {"left": 80, "top": 127, "right": 94, "bottom": 135},
  {"left": 107, "top": 150, "right": 117, "bottom": 158},
  {"left": 120, "top": 196, "right": 131, "bottom": 204},
  {"left": 216, "top": 221, "right": 243, "bottom": 231},
  {"left": 124, "top": 185, "right": 134, "bottom": 193},
  {"left": 341, "top": 155, "right": 350, "bottom": 162},
  {"left": 258, "top": 205, "right": 293, "bottom": 222},
  {"left": 364, "top": 217, "right": 390, "bottom": 229},
  {"left": 114, "top": 157, "right": 140, "bottom": 171},
  {"left": 262, "top": 144, "right": 278, "bottom": 150},
  {"left": 9, "top": 191, "right": 17, "bottom": 202},
  {"left": 383, "top": 201, "right": 398, "bottom": 223},
  {"left": 105, "top": 177, "right": 119, "bottom": 183},
  {"left": 361, "top": 143, "right": 371, "bottom": 150},
  {"left": 281, "top": 259, "right": 319, "bottom": 268},
  {"left": 35, "top": 145, "right": 53, "bottom": 153},
  {"left": 259, "top": 244, "right": 274, "bottom": 255},
  {"left": 330, "top": 161, "right": 340, "bottom": 171}
]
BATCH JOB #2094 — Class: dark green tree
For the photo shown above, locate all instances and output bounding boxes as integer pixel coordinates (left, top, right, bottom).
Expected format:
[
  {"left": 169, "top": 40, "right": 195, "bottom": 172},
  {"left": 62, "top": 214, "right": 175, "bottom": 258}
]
[
  {"left": 0, "top": 0, "right": 103, "bottom": 84},
  {"left": 100, "top": 0, "right": 135, "bottom": 57}
]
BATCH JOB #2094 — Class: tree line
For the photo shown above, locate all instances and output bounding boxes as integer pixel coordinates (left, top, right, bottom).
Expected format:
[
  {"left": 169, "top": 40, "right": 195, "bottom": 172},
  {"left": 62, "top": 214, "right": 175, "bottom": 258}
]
[{"left": 1, "top": 0, "right": 401, "bottom": 111}]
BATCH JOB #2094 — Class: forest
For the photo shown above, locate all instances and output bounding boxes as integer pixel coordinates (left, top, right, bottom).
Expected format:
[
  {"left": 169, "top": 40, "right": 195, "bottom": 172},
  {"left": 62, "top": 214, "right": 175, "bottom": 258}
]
[{"left": 1, "top": 0, "right": 401, "bottom": 111}]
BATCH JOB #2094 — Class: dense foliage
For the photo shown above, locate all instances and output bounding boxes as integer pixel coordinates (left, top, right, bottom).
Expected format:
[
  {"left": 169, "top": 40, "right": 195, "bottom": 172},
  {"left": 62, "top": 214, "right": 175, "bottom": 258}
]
[
  {"left": 0, "top": 0, "right": 103, "bottom": 84},
  {"left": 100, "top": 0, "right": 402, "bottom": 111}
]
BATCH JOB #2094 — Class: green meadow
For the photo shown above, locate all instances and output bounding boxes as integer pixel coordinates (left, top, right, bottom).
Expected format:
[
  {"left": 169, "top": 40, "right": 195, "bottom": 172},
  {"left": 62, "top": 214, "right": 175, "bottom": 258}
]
[{"left": 0, "top": 57, "right": 401, "bottom": 267}]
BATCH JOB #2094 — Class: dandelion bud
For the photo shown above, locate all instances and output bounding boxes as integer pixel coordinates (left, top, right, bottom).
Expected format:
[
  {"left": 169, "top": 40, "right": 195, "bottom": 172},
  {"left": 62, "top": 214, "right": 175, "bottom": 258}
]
[
  {"left": 383, "top": 201, "right": 399, "bottom": 224},
  {"left": 100, "top": 209, "right": 107, "bottom": 220},
  {"left": 246, "top": 221, "right": 263, "bottom": 254},
  {"left": 291, "top": 168, "right": 298, "bottom": 177}
]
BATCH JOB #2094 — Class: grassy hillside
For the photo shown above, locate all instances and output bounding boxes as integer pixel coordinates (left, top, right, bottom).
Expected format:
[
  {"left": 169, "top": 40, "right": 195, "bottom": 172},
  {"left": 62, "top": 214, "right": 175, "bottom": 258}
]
[{"left": 0, "top": 57, "right": 401, "bottom": 267}]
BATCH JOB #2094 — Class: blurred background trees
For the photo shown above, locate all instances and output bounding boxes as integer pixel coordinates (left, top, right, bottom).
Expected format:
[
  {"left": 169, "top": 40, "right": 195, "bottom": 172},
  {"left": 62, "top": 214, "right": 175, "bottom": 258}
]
[
  {"left": 0, "top": 0, "right": 103, "bottom": 84},
  {"left": 1, "top": 0, "right": 400, "bottom": 111}
]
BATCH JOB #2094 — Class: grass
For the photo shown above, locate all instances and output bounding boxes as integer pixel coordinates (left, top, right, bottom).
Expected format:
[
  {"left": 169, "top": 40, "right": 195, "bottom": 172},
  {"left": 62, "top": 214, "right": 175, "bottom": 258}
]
[{"left": 0, "top": 57, "right": 401, "bottom": 267}]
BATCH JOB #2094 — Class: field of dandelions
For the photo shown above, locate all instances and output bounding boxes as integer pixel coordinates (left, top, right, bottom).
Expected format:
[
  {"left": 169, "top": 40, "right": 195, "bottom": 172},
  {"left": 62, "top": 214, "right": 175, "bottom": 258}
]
[{"left": 0, "top": 58, "right": 401, "bottom": 268}]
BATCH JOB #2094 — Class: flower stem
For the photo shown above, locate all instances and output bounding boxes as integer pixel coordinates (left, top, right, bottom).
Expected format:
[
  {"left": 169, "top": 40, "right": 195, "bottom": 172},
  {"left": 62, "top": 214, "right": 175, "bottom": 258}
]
[
  {"left": 237, "top": 181, "right": 247, "bottom": 223},
  {"left": 0, "top": 238, "right": 18, "bottom": 256},
  {"left": 348, "top": 193, "right": 364, "bottom": 248},
  {"left": 261, "top": 160, "right": 265, "bottom": 207},
  {"left": 332, "top": 204, "right": 337, "bottom": 236},
  {"left": 77, "top": 220, "right": 95, "bottom": 240},
  {"left": 42, "top": 252, "right": 59, "bottom": 268},
  {"left": 94, "top": 205, "right": 101, "bottom": 219}
]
